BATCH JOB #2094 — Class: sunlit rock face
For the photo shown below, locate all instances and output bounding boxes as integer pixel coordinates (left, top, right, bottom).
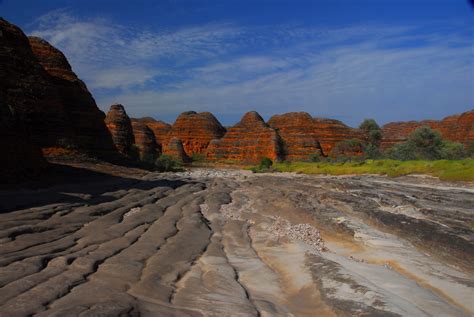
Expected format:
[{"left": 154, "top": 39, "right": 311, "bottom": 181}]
[
  {"left": 381, "top": 110, "right": 474, "bottom": 150},
  {"left": 206, "top": 111, "right": 283, "bottom": 163},
  {"left": 268, "top": 112, "right": 362, "bottom": 159},
  {"left": 105, "top": 104, "right": 136, "bottom": 158},
  {"left": 168, "top": 111, "right": 226, "bottom": 157}
]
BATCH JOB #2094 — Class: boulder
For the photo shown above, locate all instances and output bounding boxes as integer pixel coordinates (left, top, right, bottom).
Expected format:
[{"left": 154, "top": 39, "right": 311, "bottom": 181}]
[
  {"left": 105, "top": 104, "right": 136, "bottom": 158},
  {"left": 169, "top": 111, "right": 226, "bottom": 156},
  {"left": 206, "top": 111, "right": 283, "bottom": 163}
]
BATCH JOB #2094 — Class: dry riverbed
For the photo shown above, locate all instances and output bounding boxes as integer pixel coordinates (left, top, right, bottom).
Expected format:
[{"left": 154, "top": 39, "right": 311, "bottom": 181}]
[{"left": 0, "top": 163, "right": 473, "bottom": 316}]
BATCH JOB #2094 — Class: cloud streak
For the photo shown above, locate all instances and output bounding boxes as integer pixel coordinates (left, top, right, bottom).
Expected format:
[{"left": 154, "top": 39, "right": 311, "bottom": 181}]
[{"left": 29, "top": 9, "right": 473, "bottom": 126}]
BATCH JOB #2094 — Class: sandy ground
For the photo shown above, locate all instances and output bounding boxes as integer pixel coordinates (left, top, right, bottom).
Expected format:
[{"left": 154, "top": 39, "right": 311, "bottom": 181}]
[{"left": 0, "top": 163, "right": 472, "bottom": 316}]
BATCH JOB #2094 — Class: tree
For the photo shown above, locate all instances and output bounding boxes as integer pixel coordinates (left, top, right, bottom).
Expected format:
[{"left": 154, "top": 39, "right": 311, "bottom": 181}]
[{"left": 359, "top": 118, "right": 383, "bottom": 158}]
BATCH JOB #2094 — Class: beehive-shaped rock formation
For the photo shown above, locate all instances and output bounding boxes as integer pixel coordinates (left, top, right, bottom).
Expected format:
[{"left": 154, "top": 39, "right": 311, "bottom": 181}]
[
  {"left": 169, "top": 111, "right": 226, "bottom": 156},
  {"left": 206, "top": 111, "right": 283, "bottom": 163},
  {"left": 135, "top": 117, "right": 171, "bottom": 147},
  {"left": 164, "top": 138, "right": 190, "bottom": 162},
  {"left": 105, "top": 104, "right": 135, "bottom": 157},
  {"left": 28, "top": 36, "right": 116, "bottom": 156},
  {"left": 131, "top": 119, "right": 160, "bottom": 162}
]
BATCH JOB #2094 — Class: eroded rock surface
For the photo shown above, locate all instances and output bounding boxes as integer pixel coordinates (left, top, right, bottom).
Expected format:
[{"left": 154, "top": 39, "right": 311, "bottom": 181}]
[
  {"left": 1, "top": 164, "right": 472, "bottom": 316},
  {"left": 207, "top": 111, "right": 283, "bottom": 163}
]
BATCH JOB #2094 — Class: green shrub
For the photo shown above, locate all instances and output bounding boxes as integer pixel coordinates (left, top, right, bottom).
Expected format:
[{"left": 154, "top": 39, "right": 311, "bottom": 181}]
[
  {"left": 155, "top": 155, "right": 182, "bottom": 172},
  {"left": 386, "top": 126, "right": 449, "bottom": 161},
  {"left": 259, "top": 157, "right": 273, "bottom": 169},
  {"left": 364, "top": 143, "right": 382, "bottom": 159},
  {"left": 439, "top": 141, "right": 465, "bottom": 160},
  {"left": 309, "top": 152, "right": 323, "bottom": 162},
  {"left": 191, "top": 152, "right": 206, "bottom": 162}
]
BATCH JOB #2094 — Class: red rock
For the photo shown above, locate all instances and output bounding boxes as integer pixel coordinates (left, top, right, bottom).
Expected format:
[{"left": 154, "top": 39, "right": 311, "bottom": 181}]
[
  {"left": 206, "top": 111, "right": 283, "bottom": 163},
  {"left": 105, "top": 104, "right": 136, "bottom": 158},
  {"left": 268, "top": 112, "right": 362, "bottom": 159},
  {"left": 131, "top": 119, "right": 160, "bottom": 162},
  {"left": 134, "top": 117, "right": 171, "bottom": 147},
  {"left": 267, "top": 112, "right": 324, "bottom": 161},
  {"left": 164, "top": 138, "right": 190, "bottom": 162},
  {"left": 381, "top": 110, "right": 474, "bottom": 149},
  {"left": 28, "top": 36, "right": 116, "bottom": 156},
  {"left": 168, "top": 111, "right": 226, "bottom": 156}
]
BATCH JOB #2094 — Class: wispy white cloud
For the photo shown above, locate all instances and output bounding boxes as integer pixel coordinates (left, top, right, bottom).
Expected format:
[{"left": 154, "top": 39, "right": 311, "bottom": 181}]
[{"left": 29, "top": 9, "right": 473, "bottom": 126}]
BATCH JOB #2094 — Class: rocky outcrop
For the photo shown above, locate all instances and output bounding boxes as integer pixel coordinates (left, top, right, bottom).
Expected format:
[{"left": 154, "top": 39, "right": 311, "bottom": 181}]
[
  {"left": 0, "top": 18, "right": 69, "bottom": 147},
  {"left": 267, "top": 112, "right": 324, "bottom": 160},
  {"left": 105, "top": 104, "right": 135, "bottom": 158},
  {"left": 0, "top": 18, "right": 116, "bottom": 162},
  {"left": 164, "top": 138, "right": 190, "bottom": 162},
  {"left": 131, "top": 119, "right": 160, "bottom": 162},
  {"left": 381, "top": 110, "right": 474, "bottom": 149},
  {"left": 268, "top": 112, "right": 362, "bottom": 159},
  {"left": 169, "top": 111, "right": 226, "bottom": 156},
  {"left": 206, "top": 111, "right": 283, "bottom": 163},
  {"left": 133, "top": 117, "right": 171, "bottom": 147},
  {"left": 28, "top": 36, "right": 116, "bottom": 156},
  {"left": 0, "top": 103, "right": 46, "bottom": 183}
]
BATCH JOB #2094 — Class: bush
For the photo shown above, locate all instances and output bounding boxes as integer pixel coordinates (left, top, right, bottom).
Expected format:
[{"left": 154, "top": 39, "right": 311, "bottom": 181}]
[
  {"left": 440, "top": 141, "right": 465, "bottom": 160},
  {"left": 309, "top": 152, "right": 323, "bottom": 162},
  {"left": 387, "top": 126, "right": 446, "bottom": 161},
  {"left": 259, "top": 157, "right": 273, "bottom": 169},
  {"left": 191, "top": 153, "right": 205, "bottom": 162},
  {"left": 155, "top": 155, "right": 182, "bottom": 172},
  {"left": 364, "top": 143, "right": 382, "bottom": 159},
  {"left": 386, "top": 142, "right": 416, "bottom": 161}
]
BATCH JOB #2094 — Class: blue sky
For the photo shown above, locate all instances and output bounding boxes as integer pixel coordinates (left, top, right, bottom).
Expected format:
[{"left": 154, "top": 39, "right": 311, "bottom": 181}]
[{"left": 1, "top": 0, "right": 473, "bottom": 126}]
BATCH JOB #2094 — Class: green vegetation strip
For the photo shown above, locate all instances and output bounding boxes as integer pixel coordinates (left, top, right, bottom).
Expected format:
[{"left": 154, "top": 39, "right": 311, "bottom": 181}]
[{"left": 272, "top": 159, "right": 474, "bottom": 182}]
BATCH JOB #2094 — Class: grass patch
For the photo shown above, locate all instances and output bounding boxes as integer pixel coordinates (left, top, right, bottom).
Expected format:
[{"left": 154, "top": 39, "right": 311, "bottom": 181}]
[{"left": 272, "top": 159, "right": 474, "bottom": 182}]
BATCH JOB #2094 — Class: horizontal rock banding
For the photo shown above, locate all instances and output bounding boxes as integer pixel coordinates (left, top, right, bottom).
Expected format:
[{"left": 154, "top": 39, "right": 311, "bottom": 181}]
[
  {"left": 168, "top": 111, "right": 226, "bottom": 156},
  {"left": 381, "top": 110, "right": 474, "bottom": 149},
  {"left": 206, "top": 111, "right": 283, "bottom": 163},
  {"left": 28, "top": 36, "right": 116, "bottom": 156},
  {"left": 268, "top": 112, "right": 362, "bottom": 159},
  {"left": 105, "top": 104, "right": 136, "bottom": 158}
]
